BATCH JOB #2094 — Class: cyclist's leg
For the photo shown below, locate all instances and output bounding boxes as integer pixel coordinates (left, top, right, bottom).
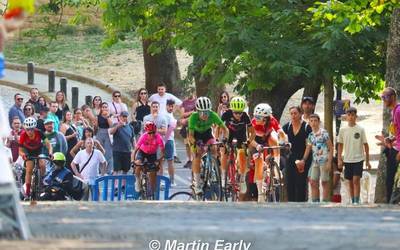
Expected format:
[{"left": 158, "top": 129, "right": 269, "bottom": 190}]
[
  {"left": 24, "top": 160, "right": 33, "bottom": 196},
  {"left": 148, "top": 153, "right": 158, "bottom": 194},
  {"left": 269, "top": 132, "right": 280, "bottom": 168},
  {"left": 237, "top": 148, "right": 247, "bottom": 194},
  {"left": 38, "top": 159, "right": 47, "bottom": 176},
  {"left": 220, "top": 145, "right": 228, "bottom": 187},
  {"left": 134, "top": 150, "right": 145, "bottom": 192}
]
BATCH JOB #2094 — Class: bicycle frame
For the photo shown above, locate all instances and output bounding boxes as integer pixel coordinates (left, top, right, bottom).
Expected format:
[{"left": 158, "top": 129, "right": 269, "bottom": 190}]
[{"left": 24, "top": 155, "right": 51, "bottom": 201}]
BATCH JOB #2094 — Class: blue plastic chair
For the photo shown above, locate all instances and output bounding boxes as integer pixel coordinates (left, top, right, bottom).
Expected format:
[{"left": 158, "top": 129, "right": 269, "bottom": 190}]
[{"left": 92, "top": 175, "right": 171, "bottom": 201}]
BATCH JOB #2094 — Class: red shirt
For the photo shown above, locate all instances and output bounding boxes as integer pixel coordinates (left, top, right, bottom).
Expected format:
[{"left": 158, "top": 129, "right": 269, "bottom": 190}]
[
  {"left": 251, "top": 115, "right": 281, "bottom": 137},
  {"left": 19, "top": 129, "right": 45, "bottom": 152}
]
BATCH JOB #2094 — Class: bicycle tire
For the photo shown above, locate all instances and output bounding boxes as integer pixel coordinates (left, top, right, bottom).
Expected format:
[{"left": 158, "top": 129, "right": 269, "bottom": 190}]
[
  {"left": 31, "top": 168, "right": 41, "bottom": 201},
  {"left": 169, "top": 191, "right": 194, "bottom": 201},
  {"left": 200, "top": 156, "right": 223, "bottom": 201},
  {"left": 265, "top": 161, "right": 283, "bottom": 202},
  {"left": 224, "top": 162, "right": 239, "bottom": 202},
  {"left": 209, "top": 157, "right": 223, "bottom": 201}
]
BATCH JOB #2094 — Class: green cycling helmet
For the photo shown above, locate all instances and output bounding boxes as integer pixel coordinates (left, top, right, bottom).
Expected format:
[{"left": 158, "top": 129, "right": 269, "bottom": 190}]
[
  {"left": 53, "top": 152, "right": 66, "bottom": 162},
  {"left": 230, "top": 96, "right": 246, "bottom": 112}
]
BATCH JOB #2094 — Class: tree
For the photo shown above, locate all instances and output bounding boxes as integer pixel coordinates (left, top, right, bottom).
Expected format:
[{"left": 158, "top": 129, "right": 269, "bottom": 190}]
[{"left": 309, "top": 0, "right": 400, "bottom": 203}]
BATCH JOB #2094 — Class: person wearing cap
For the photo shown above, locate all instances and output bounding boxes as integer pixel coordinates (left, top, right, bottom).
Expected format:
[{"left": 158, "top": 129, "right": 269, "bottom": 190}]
[
  {"left": 109, "top": 110, "right": 135, "bottom": 184},
  {"left": 40, "top": 152, "right": 74, "bottom": 201},
  {"left": 301, "top": 96, "right": 315, "bottom": 123},
  {"left": 337, "top": 107, "right": 371, "bottom": 204},
  {"left": 377, "top": 87, "right": 400, "bottom": 203},
  {"left": 43, "top": 118, "right": 68, "bottom": 157}
]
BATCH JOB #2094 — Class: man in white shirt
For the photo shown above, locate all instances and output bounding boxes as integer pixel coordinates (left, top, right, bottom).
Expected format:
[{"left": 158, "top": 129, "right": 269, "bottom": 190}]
[
  {"left": 164, "top": 99, "right": 178, "bottom": 186},
  {"left": 149, "top": 83, "right": 182, "bottom": 115},
  {"left": 71, "top": 138, "right": 107, "bottom": 200}
]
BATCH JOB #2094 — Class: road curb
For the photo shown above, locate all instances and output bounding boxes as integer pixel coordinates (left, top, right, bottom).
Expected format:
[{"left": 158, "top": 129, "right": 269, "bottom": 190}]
[
  {"left": 6, "top": 62, "right": 133, "bottom": 106},
  {"left": 0, "top": 79, "right": 52, "bottom": 102}
]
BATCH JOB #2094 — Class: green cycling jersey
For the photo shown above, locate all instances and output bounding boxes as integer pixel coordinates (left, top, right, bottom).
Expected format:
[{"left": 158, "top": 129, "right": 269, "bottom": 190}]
[{"left": 188, "top": 111, "right": 225, "bottom": 133}]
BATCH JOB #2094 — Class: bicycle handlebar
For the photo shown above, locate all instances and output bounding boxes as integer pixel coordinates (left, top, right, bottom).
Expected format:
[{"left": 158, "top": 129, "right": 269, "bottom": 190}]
[{"left": 25, "top": 155, "right": 52, "bottom": 161}]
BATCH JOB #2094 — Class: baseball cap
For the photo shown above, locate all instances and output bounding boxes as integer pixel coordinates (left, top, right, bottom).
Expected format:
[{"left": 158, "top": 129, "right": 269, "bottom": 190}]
[
  {"left": 120, "top": 111, "right": 129, "bottom": 117},
  {"left": 346, "top": 107, "right": 357, "bottom": 114},
  {"left": 44, "top": 118, "right": 54, "bottom": 124},
  {"left": 301, "top": 96, "right": 315, "bottom": 104}
]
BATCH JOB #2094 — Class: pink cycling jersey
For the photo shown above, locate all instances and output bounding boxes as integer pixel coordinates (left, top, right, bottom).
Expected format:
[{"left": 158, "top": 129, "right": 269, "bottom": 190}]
[{"left": 136, "top": 132, "right": 164, "bottom": 154}]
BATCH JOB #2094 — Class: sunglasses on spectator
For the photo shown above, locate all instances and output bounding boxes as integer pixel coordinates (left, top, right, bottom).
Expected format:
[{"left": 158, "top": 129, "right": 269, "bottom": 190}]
[
  {"left": 24, "top": 108, "right": 32, "bottom": 111},
  {"left": 17, "top": 98, "right": 23, "bottom": 101},
  {"left": 381, "top": 95, "right": 393, "bottom": 101},
  {"left": 94, "top": 98, "right": 101, "bottom": 101},
  {"left": 140, "top": 92, "right": 147, "bottom": 95},
  {"left": 114, "top": 94, "right": 121, "bottom": 98}
]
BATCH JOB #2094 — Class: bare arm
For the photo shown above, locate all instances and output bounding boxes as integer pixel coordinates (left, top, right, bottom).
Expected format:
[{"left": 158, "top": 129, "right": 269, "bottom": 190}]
[
  {"left": 70, "top": 161, "right": 83, "bottom": 179},
  {"left": 70, "top": 141, "right": 83, "bottom": 158},
  {"left": 302, "top": 144, "right": 312, "bottom": 162},
  {"left": 337, "top": 143, "right": 343, "bottom": 169},
  {"left": 94, "top": 140, "right": 105, "bottom": 155},
  {"left": 364, "top": 143, "right": 371, "bottom": 170}
]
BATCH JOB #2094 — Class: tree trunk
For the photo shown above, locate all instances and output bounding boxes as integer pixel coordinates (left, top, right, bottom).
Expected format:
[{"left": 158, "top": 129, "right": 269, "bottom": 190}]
[
  {"left": 249, "top": 78, "right": 305, "bottom": 121},
  {"left": 375, "top": 8, "right": 400, "bottom": 203},
  {"left": 142, "top": 39, "right": 181, "bottom": 96},
  {"left": 324, "top": 78, "right": 334, "bottom": 141},
  {"left": 303, "top": 80, "right": 322, "bottom": 105},
  {"left": 193, "top": 56, "right": 225, "bottom": 110}
]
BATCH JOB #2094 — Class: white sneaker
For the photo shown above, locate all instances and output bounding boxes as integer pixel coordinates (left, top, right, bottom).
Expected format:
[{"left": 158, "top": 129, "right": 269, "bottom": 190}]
[
  {"left": 170, "top": 182, "right": 177, "bottom": 187},
  {"left": 258, "top": 194, "right": 264, "bottom": 203},
  {"left": 193, "top": 184, "right": 203, "bottom": 195},
  {"left": 240, "top": 181, "right": 247, "bottom": 194},
  {"left": 134, "top": 181, "right": 141, "bottom": 193}
]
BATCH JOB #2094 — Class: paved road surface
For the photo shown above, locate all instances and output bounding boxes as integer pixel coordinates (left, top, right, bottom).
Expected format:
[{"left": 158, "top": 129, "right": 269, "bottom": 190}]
[{"left": 1, "top": 202, "right": 400, "bottom": 250}]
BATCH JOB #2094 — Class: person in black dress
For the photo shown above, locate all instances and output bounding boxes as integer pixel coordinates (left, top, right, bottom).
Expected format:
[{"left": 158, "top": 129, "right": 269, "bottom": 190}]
[
  {"left": 55, "top": 91, "right": 70, "bottom": 121},
  {"left": 282, "top": 106, "right": 312, "bottom": 202}
]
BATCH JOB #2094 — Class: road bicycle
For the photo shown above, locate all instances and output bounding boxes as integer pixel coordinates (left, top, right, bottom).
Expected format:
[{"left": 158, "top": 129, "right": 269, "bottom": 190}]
[
  {"left": 133, "top": 160, "right": 161, "bottom": 200},
  {"left": 254, "top": 143, "right": 290, "bottom": 202},
  {"left": 24, "top": 155, "right": 51, "bottom": 201}
]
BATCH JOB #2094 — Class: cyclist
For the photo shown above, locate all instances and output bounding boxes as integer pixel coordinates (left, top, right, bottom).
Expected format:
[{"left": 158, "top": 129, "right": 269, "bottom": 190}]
[
  {"left": 40, "top": 152, "right": 74, "bottom": 201},
  {"left": 249, "top": 103, "right": 286, "bottom": 202},
  {"left": 220, "top": 96, "right": 253, "bottom": 196},
  {"left": 19, "top": 117, "right": 53, "bottom": 199},
  {"left": 133, "top": 121, "right": 165, "bottom": 193},
  {"left": 188, "top": 96, "right": 229, "bottom": 195}
]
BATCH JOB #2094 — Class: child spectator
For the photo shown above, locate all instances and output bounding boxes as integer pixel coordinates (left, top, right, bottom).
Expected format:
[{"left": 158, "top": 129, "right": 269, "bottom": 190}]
[{"left": 338, "top": 107, "right": 371, "bottom": 204}]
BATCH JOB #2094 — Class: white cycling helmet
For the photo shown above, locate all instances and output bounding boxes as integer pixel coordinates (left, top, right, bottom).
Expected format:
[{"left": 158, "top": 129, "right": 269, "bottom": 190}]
[
  {"left": 23, "top": 117, "right": 37, "bottom": 129},
  {"left": 253, "top": 103, "right": 273, "bottom": 117},
  {"left": 196, "top": 96, "right": 212, "bottom": 111}
]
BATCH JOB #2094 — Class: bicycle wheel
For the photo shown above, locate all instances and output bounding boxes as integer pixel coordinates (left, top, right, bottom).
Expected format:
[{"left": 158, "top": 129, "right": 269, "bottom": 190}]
[
  {"left": 224, "top": 163, "right": 239, "bottom": 202},
  {"left": 266, "top": 161, "right": 283, "bottom": 202},
  {"left": 169, "top": 191, "right": 194, "bottom": 201},
  {"left": 31, "top": 168, "right": 41, "bottom": 201},
  {"left": 208, "top": 157, "right": 223, "bottom": 201}
]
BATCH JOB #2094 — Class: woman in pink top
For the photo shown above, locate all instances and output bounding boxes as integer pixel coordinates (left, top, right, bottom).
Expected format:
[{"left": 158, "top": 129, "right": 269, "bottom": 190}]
[{"left": 133, "top": 121, "right": 165, "bottom": 193}]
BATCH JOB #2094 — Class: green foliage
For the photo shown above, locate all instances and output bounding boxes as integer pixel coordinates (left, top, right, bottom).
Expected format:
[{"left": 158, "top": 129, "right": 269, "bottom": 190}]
[{"left": 100, "top": 0, "right": 389, "bottom": 103}]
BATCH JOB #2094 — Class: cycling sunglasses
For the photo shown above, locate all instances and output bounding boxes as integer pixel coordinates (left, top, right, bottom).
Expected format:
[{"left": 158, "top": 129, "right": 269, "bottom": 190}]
[{"left": 199, "top": 110, "right": 210, "bottom": 116}]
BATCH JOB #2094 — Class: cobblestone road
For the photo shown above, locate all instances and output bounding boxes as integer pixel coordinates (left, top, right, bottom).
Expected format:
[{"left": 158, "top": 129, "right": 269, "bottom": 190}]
[{"left": 1, "top": 202, "right": 400, "bottom": 250}]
